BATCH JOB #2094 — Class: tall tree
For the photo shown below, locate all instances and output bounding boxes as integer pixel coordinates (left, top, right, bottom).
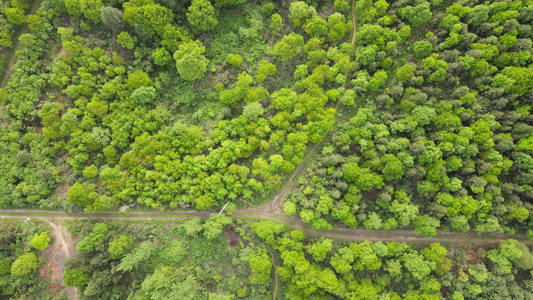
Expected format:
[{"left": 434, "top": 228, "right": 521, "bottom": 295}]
[
  {"left": 187, "top": 0, "right": 218, "bottom": 32},
  {"left": 173, "top": 40, "right": 209, "bottom": 81}
]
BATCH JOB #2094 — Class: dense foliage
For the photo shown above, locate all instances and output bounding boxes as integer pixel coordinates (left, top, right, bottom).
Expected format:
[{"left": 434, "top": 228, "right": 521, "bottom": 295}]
[
  {"left": 0, "top": 220, "right": 53, "bottom": 299},
  {"left": 0, "top": 0, "right": 32, "bottom": 75},
  {"left": 284, "top": 0, "right": 533, "bottom": 237},
  {"left": 0, "top": 0, "right": 348, "bottom": 213},
  {"left": 64, "top": 218, "right": 264, "bottom": 298},
  {"left": 1, "top": 0, "right": 533, "bottom": 297},
  {"left": 0, "top": 0, "right": 529, "bottom": 239},
  {"left": 29, "top": 218, "right": 533, "bottom": 299},
  {"left": 250, "top": 220, "right": 533, "bottom": 299}
]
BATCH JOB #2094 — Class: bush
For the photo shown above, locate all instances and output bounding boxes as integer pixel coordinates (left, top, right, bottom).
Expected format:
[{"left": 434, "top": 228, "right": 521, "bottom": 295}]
[
  {"left": 30, "top": 232, "right": 51, "bottom": 250},
  {"left": 227, "top": 54, "right": 243, "bottom": 67}
]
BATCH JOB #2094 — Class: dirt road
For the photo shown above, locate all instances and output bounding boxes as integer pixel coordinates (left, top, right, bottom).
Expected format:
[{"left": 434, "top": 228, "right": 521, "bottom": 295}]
[{"left": 1, "top": 210, "right": 531, "bottom": 245}]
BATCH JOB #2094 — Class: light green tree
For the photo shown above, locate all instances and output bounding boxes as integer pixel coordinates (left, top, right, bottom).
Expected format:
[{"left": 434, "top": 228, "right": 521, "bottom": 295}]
[
  {"left": 249, "top": 250, "right": 272, "bottom": 284},
  {"left": 82, "top": 165, "right": 98, "bottom": 179},
  {"left": 64, "top": 267, "right": 90, "bottom": 287},
  {"left": 307, "top": 239, "right": 333, "bottom": 261},
  {"left": 257, "top": 60, "right": 276, "bottom": 83},
  {"left": 76, "top": 223, "right": 108, "bottom": 253},
  {"left": 284, "top": 202, "right": 297, "bottom": 215},
  {"left": 396, "top": 64, "right": 415, "bottom": 81},
  {"left": 68, "top": 183, "right": 99, "bottom": 209},
  {"left": 30, "top": 232, "right": 51, "bottom": 250},
  {"left": 272, "top": 33, "right": 304, "bottom": 60},
  {"left": 203, "top": 214, "right": 232, "bottom": 240},
  {"left": 187, "top": 0, "right": 218, "bottom": 32},
  {"left": 402, "top": 253, "right": 435, "bottom": 281},
  {"left": 227, "top": 53, "right": 243, "bottom": 67},
  {"left": 252, "top": 220, "right": 284, "bottom": 244},
  {"left": 243, "top": 102, "right": 264, "bottom": 120},
  {"left": 288, "top": 1, "right": 316, "bottom": 26},
  {"left": 183, "top": 218, "right": 204, "bottom": 236},
  {"left": 80, "top": 0, "right": 103, "bottom": 22},
  {"left": 11, "top": 253, "right": 39, "bottom": 276},
  {"left": 152, "top": 47, "right": 172, "bottom": 66},
  {"left": 4, "top": 7, "right": 26, "bottom": 25},
  {"left": 328, "top": 12, "right": 346, "bottom": 41},
  {"left": 109, "top": 235, "right": 133, "bottom": 259},
  {"left": 117, "top": 31, "right": 136, "bottom": 49},
  {"left": 269, "top": 13, "right": 283, "bottom": 33},
  {"left": 173, "top": 40, "right": 209, "bottom": 81}
]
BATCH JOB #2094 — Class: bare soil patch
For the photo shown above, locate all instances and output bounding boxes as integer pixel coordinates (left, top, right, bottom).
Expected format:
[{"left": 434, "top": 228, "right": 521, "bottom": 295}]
[{"left": 44, "top": 220, "right": 79, "bottom": 299}]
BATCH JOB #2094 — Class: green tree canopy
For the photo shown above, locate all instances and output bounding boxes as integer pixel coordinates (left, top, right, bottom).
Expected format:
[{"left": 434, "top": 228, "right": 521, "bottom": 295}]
[
  {"left": 249, "top": 250, "right": 272, "bottom": 284},
  {"left": 273, "top": 33, "right": 304, "bottom": 61},
  {"left": 67, "top": 183, "right": 99, "bottom": 209},
  {"left": 402, "top": 253, "right": 435, "bottom": 281},
  {"left": 187, "top": 0, "right": 218, "bottom": 32},
  {"left": 399, "top": 1, "right": 432, "bottom": 27},
  {"left": 173, "top": 40, "right": 209, "bottom": 81},
  {"left": 11, "top": 253, "right": 39, "bottom": 276},
  {"left": 413, "top": 41, "right": 433, "bottom": 59},
  {"left": 64, "top": 267, "right": 90, "bottom": 287},
  {"left": 343, "top": 162, "right": 384, "bottom": 191},
  {"left": 76, "top": 223, "right": 108, "bottom": 253},
  {"left": 30, "top": 232, "right": 51, "bottom": 250},
  {"left": 130, "top": 86, "right": 157, "bottom": 105},
  {"left": 101, "top": 6, "right": 125, "bottom": 32}
]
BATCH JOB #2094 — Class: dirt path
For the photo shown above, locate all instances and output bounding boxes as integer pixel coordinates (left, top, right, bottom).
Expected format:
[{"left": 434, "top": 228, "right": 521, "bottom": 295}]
[
  {"left": 277, "top": 214, "right": 533, "bottom": 245},
  {"left": 44, "top": 220, "right": 78, "bottom": 299},
  {"left": 1, "top": 212, "right": 531, "bottom": 245},
  {"left": 267, "top": 247, "right": 278, "bottom": 300},
  {"left": 269, "top": 143, "right": 320, "bottom": 212}
]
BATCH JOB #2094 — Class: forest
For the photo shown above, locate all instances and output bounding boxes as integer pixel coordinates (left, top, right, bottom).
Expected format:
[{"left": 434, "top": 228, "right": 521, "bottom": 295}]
[
  {"left": 2, "top": 218, "right": 533, "bottom": 299},
  {"left": 0, "top": 0, "right": 533, "bottom": 298}
]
